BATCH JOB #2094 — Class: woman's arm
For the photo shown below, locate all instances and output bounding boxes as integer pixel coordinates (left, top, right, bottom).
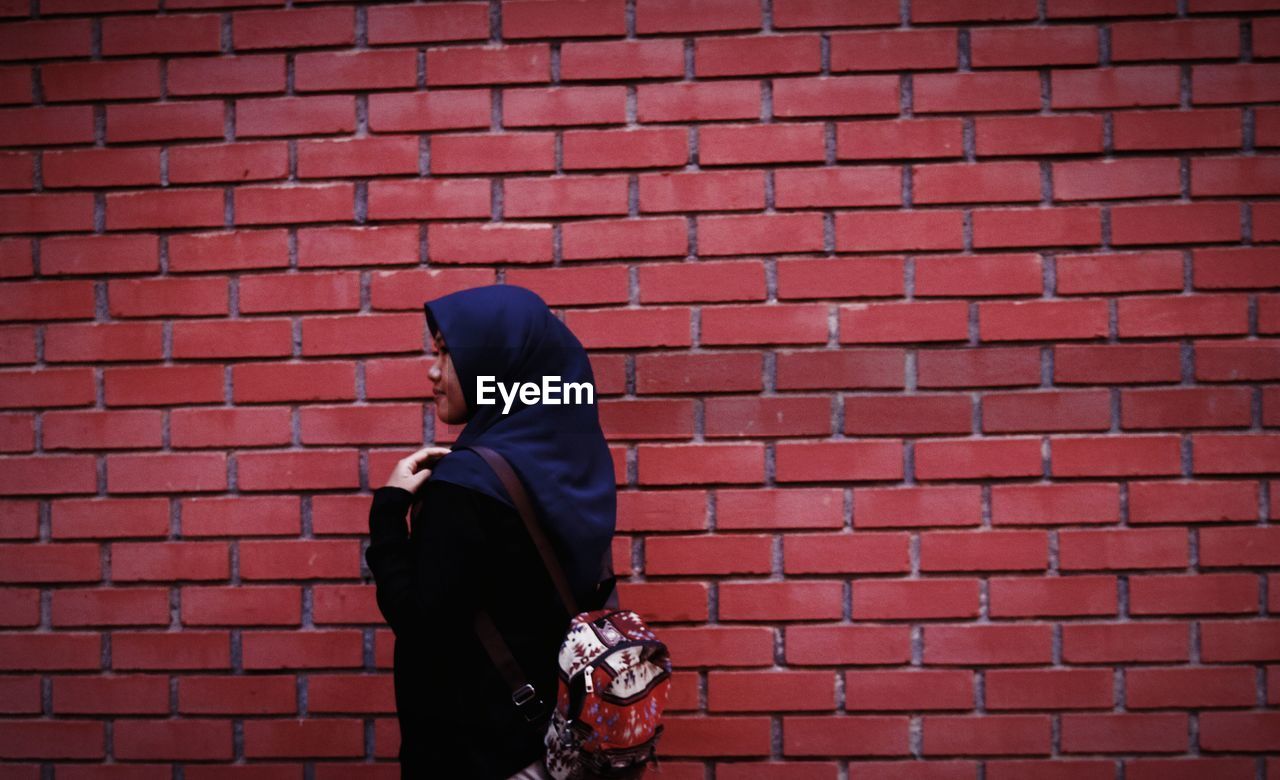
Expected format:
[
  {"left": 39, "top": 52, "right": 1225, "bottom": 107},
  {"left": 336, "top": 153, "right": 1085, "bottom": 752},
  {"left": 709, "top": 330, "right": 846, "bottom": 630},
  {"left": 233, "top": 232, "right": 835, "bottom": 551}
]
[{"left": 365, "top": 482, "right": 487, "bottom": 639}]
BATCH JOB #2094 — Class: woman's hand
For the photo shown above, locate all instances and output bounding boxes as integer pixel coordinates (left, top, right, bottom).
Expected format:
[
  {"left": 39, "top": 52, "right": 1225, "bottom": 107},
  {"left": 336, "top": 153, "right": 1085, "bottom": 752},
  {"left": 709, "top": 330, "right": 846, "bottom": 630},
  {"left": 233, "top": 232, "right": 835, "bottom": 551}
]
[{"left": 384, "top": 446, "right": 451, "bottom": 493}]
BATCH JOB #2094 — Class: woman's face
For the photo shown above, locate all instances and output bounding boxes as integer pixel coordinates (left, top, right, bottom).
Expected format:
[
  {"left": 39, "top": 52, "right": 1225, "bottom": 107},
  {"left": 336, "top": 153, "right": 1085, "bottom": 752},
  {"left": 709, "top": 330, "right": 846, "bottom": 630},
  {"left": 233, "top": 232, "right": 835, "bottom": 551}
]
[{"left": 427, "top": 332, "right": 468, "bottom": 425}]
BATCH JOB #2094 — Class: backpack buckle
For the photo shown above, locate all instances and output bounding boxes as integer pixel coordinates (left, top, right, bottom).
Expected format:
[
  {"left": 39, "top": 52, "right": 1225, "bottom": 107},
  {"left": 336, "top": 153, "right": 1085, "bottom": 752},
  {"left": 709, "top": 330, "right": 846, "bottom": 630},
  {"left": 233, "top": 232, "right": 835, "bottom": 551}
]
[{"left": 512, "top": 683, "right": 546, "bottom": 723}]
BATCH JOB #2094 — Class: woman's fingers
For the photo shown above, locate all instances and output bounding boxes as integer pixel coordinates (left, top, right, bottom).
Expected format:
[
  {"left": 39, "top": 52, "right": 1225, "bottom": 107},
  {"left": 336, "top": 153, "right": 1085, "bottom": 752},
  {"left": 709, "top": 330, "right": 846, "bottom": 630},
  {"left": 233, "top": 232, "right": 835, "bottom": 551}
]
[{"left": 402, "top": 446, "right": 451, "bottom": 473}]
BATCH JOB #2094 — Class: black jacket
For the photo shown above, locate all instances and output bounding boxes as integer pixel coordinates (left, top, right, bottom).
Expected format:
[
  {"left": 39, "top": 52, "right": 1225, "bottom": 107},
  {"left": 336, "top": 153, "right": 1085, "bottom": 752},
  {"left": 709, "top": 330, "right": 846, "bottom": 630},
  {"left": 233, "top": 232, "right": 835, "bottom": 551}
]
[{"left": 366, "top": 479, "right": 571, "bottom": 778}]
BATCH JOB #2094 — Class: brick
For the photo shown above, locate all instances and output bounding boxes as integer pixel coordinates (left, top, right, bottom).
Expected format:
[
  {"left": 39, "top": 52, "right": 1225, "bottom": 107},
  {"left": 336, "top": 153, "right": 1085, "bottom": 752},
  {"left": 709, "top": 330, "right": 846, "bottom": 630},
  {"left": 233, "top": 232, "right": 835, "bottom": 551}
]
[
  {"left": 428, "top": 223, "right": 552, "bottom": 264},
  {"left": 235, "top": 182, "right": 354, "bottom": 225},
  {"left": 111, "top": 631, "right": 230, "bottom": 671},
  {"left": 1111, "top": 202, "right": 1241, "bottom": 245},
  {"left": 976, "top": 115, "right": 1105, "bottom": 156},
  {"left": 42, "top": 59, "right": 162, "bottom": 102},
  {"left": 0, "top": 19, "right": 91, "bottom": 61},
  {"left": 1053, "top": 434, "right": 1182, "bottom": 478},
  {"left": 301, "top": 404, "right": 423, "bottom": 446},
  {"left": 0, "top": 632, "right": 100, "bottom": 671},
  {"left": 1201, "top": 620, "right": 1280, "bottom": 662},
  {"left": 83, "top": 272, "right": 199, "bottom": 321},
  {"left": 1194, "top": 247, "right": 1280, "bottom": 290},
  {"left": 838, "top": 118, "right": 964, "bottom": 159},
  {"left": 615, "top": 489, "right": 706, "bottom": 533},
  {"left": 663, "top": 625, "right": 775, "bottom": 667},
  {"left": 169, "top": 54, "right": 285, "bottom": 96},
  {"left": 912, "top": 0, "right": 1037, "bottom": 22},
  {"left": 115, "top": 719, "right": 233, "bottom": 761},
  {"left": 777, "top": 440, "right": 903, "bottom": 482},
  {"left": 182, "top": 584, "right": 301, "bottom": 626},
  {"left": 706, "top": 395, "right": 830, "bottom": 437},
  {"left": 0, "top": 106, "right": 95, "bottom": 146},
  {"left": 236, "top": 449, "right": 360, "bottom": 491},
  {"left": 1196, "top": 341, "right": 1280, "bottom": 382},
  {"left": 242, "top": 629, "right": 363, "bottom": 669},
  {"left": 616, "top": 581, "right": 708, "bottom": 622},
  {"left": 1112, "top": 19, "right": 1239, "bottom": 61},
  {"left": 705, "top": 124, "right": 826, "bottom": 165},
  {"left": 1054, "top": 157, "right": 1181, "bottom": 200},
  {"left": 0, "top": 454, "right": 97, "bottom": 495},
  {"left": 103, "top": 13, "right": 220, "bottom": 55},
  {"left": 774, "top": 0, "right": 900, "bottom": 27},
  {"left": 179, "top": 675, "right": 297, "bottom": 715},
  {"left": 105, "top": 188, "right": 224, "bottom": 230},
  {"left": 980, "top": 299, "right": 1109, "bottom": 341},
  {"left": 1047, "top": 0, "right": 1176, "bottom": 16},
  {"left": 844, "top": 669, "right": 973, "bottom": 711},
  {"left": 709, "top": 670, "right": 835, "bottom": 712},
  {"left": 784, "top": 532, "right": 909, "bottom": 573},
  {"left": 295, "top": 49, "right": 417, "bottom": 92},
  {"left": 366, "top": 179, "right": 489, "bottom": 221},
  {"left": 1127, "top": 758, "right": 1255, "bottom": 780},
  {"left": 1115, "top": 107, "right": 1243, "bottom": 151},
  {"left": 170, "top": 407, "right": 292, "bottom": 449},
  {"left": 973, "top": 206, "right": 1101, "bottom": 249},
  {"left": 300, "top": 313, "right": 424, "bottom": 356},
  {"left": 367, "top": 90, "right": 490, "bottom": 132},
  {"left": 787, "top": 625, "right": 912, "bottom": 665},
  {"left": 922, "top": 624, "right": 1054, "bottom": 665},
  {"left": 637, "top": 260, "right": 766, "bottom": 304},
  {"left": 1129, "top": 479, "right": 1259, "bottom": 524},
  {"left": 426, "top": 43, "right": 549, "bottom": 86},
  {"left": 914, "top": 161, "right": 1042, "bottom": 204},
  {"left": 636, "top": 351, "right": 762, "bottom": 394},
  {"left": 244, "top": 719, "right": 364, "bottom": 759},
  {"left": 430, "top": 130, "right": 559, "bottom": 173},
  {"left": 1056, "top": 250, "right": 1181, "bottom": 294},
  {"left": 236, "top": 95, "right": 356, "bottom": 138},
  {"left": 1060, "top": 528, "right": 1189, "bottom": 571},
  {"left": 699, "top": 213, "right": 825, "bottom": 255},
  {"left": 0, "top": 674, "right": 40, "bottom": 712},
  {"left": 506, "top": 85, "right": 627, "bottom": 126},
  {"left": 721, "top": 489, "right": 849, "bottom": 532},
  {"left": 563, "top": 216, "right": 686, "bottom": 258},
  {"left": 773, "top": 75, "right": 900, "bottom": 117},
  {"left": 0, "top": 721, "right": 105, "bottom": 760},
  {"left": 0, "top": 543, "right": 100, "bottom": 583},
  {"left": 853, "top": 578, "right": 980, "bottom": 620},
  {"left": 106, "top": 452, "right": 229, "bottom": 493},
  {"left": 106, "top": 101, "right": 223, "bottom": 143},
  {"left": 171, "top": 318, "right": 293, "bottom": 359},
  {"left": 0, "top": 193, "right": 95, "bottom": 233},
  {"left": 919, "top": 530, "right": 1048, "bottom": 571},
  {"left": 638, "top": 443, "right": 763, "bottom": 486},
  {"left": 1127, "top": 667, "right": 1256, "bottom": 709},
  {"left": 44, "top": 408, "right": 164, "bottom": 449},
  {"left": 844, "top": 394, "right": 971, "bottom": 435},
  {"left": 0, "top": 65, "right": 31, "bottom": 106},
  {"left": 854, "top": 484, "right": 982, "bottom": 528},
  {"left": 312, "top": 584, "right": 381, "bottom": 625},
  {"left": 0, "top": 326, "right": 36, "bottom": 364},
  {"left": 696, "top": 34, "right": 820, "bottom": 77},
  {"left": 836, "top": 210, "right": 965, "bottom": 252},
  {"left": 113, "top": 542, "right": 230, "bottom": 582},
  {"left": 986, "top": 669, "right": 1113, "bottom": 710},
  {"left": 1130, "top": 573, "right": 1258, "bottom": 615},
  {"left": 636, "top": 0, "right": 761, "bottom": 33},
  {"left": 925, "top": 714, "right": 1053, "bottom": 756},
  {"left": 636, "top": 80, "right": 760, "bottom": 123},
  {"left": 915, "top": 253, "right": 1042, "bottom": 297},
  {"left": 839, "top": 300, "right": 968, "bottom": 343},
  {"left": 702, "top": 302, "right": 827, "bottom": 344},
  {"left": 51, "top": 587, "right": 170, "bottom": 627},
  {"left": 1052, "top": 66, "right": 1181, "bottom": 108},
  {"left": 917, "top": 437, "right": 1043, "bottom": 480},
  {"left": 369, "top": 268, "right": 496, "bottom": 311},
  {"left": 0, "top": 149, "right": 32, "bottom": 187},
  {"left": 990, "top": 574, "right": 1118, "bottom": 617},
  {"left": 1060, "top": 713, "right": 1188, "bottom": 754},
  {"left": 914, "top": 72, "right": 1042, "bottom": 113},
  {"left": 560, "top": 39, "right": 684, "bottom": 80},
  {"left": 1193, "top": 156, "right": 1280, "bottom": 196},
  {"left": 644, "top": 533, "right": 770, "bottom": 575},
  {"left": 1201, "top": 527, "right": 1280, "bottom": 567},
  {"left": 503, "top": 0, "right": 625, "bottom": 38},
  {"left": 563, "top": 128, "right": 687, "bottom": 169},
  {"left": 783, "top": 716, "right": 911, "bottom": 758},
  {"left": 239, "top": 271, "right": 360, "bottom": 313},
  {"left": 51, "top": 497, "right": 169, "bottom": 540},
  {"left": 0, "top": 367, "right": 96, "bottom": 407},
  {"left": 1054, "top": 343, "right": 1182, "bottom": 384},
  {"left": 777, "top": 257, "right": 905, "bottom": 300},
  {"left": 1199, "top": 712, "right": 1280, "bottom": 752},
  {"left": 972, "top": 26, "right": 1099, "bottom": 67},
  {"left": 366, "top": 3, "right": 488, "bottom": 45},
  {"left": 170, "top": 141, "right": 288, "bottom": 184},
  {"left": 169, "top": 229, "right": 289, "bottom": 273},
  {"left": 720, "top": 581, "right": 843, "bottom": 621},
  {"left": 232, "top": 361, "right": 355, "bottom": 404},
  {"left": 830, "top": 29, "right": 955, "bottom": 71},
  {"left": 181, "top": 496, "right": 302, "bottom": 538},
  {"left": 639, "top": 170, "right": 764, "bottom": 212},
  {"left": 505, "top": 175, "right": 628, "bottom": 218},
  {"left": 1122, "top": 294, "right": 1250, "bottom": 338},
  {"left": 233, "top": 6, "right": 354, "bottom": 49}
]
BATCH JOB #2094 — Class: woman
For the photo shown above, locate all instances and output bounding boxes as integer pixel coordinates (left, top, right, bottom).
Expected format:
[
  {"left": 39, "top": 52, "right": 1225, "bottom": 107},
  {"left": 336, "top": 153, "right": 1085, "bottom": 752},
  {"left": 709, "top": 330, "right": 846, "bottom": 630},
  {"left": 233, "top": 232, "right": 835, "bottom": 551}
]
[{"left": 366, "top": 284, "right": 616, "bottom": 779}]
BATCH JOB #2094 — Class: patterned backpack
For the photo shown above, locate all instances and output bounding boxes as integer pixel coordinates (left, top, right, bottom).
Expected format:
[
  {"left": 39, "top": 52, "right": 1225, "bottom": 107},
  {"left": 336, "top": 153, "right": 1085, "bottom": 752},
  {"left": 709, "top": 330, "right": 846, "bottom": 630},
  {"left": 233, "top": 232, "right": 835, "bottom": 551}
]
[{"left": 466, "top": 446, "right": 672, "bottom": 779}]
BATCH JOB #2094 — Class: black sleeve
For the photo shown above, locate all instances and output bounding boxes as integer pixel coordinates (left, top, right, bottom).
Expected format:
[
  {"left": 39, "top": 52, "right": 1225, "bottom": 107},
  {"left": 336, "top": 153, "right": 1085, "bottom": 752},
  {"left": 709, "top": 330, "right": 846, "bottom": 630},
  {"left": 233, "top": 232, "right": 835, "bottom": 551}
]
[{"left": 365, "top": 483, "right": 489, "bottom": 640}]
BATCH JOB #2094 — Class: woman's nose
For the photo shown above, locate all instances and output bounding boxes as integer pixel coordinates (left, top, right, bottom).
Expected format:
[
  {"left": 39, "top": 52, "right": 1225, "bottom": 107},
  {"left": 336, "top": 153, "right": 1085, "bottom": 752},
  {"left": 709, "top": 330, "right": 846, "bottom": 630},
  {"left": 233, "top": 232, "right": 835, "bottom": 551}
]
[{"left": 428, "top": 364, "right": 440, "bottom": 381}]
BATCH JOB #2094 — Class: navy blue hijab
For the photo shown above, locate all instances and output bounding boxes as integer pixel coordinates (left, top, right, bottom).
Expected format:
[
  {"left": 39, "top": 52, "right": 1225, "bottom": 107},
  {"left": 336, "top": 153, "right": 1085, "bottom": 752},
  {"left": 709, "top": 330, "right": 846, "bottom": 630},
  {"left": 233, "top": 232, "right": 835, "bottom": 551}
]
[{"left": 422, "top": 284, "right": 615, "bottom": 606}]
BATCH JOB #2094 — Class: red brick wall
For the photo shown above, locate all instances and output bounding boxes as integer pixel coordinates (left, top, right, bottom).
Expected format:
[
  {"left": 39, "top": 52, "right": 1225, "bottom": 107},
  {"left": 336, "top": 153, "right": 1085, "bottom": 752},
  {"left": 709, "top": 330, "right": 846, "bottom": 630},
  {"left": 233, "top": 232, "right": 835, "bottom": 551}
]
[{"left": 2, "top": 0, "right": 1279, "bottom": 775}]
